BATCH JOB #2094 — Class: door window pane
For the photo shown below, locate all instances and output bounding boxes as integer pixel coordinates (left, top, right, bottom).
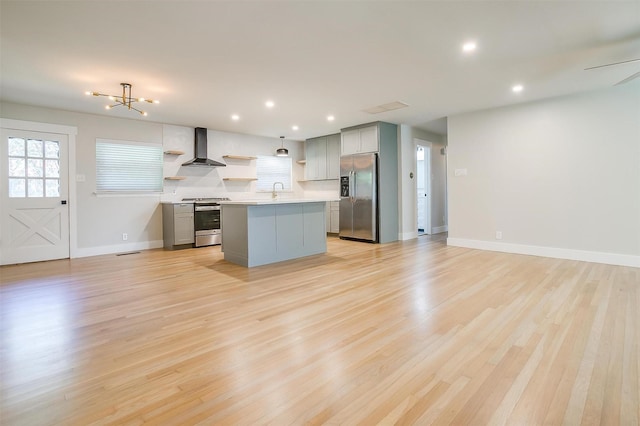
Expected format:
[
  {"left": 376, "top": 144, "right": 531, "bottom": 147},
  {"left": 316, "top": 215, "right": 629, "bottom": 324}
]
[
  {"left": 45, "top": 159, "right": 60, "bottom": 177},
  {"left": 27, "top": 159, "right": 44, "bottom": 177},
  {"left": 9, "top": 158, "right": 26, "bottom": 177},
  {"left": 9, "top": 178, "right": 26, "bottom": 197},
  {"left": 44, "top": 140, "right": 60, "bottom": 158},
  {"left": 45, "top": 179, "right": 60, "bottom": 197},
  {"left": 7, "top": 136, "right": 61, "bottom": 198},
  {"left": 27, "top": 139, "right": 43, "bottom": 157},
  {"left": 9, "top": 137, "right": 25, "bottom": 156},
  {"left": 27, "top": 179, "right": 43, "bottom": 197}
]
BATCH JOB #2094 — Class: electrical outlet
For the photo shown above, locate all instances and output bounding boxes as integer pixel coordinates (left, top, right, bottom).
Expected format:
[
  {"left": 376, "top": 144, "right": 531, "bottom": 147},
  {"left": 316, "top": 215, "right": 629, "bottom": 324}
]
[
  {"left": 122, "top": 233, "right": 128, "bottom": 241},
  {"left": 495, "top": 231, "right": 503, "bottom": 240}
]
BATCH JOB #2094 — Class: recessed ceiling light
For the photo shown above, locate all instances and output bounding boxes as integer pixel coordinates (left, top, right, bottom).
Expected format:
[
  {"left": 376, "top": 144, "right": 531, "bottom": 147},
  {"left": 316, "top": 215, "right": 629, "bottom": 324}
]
[
  {"left": 462, "top": 41, "right": 477, "bottom": 52},
  {"left": 512, "top": 84, "right": 524, "bottom": 93},
  {"left": 265, "top": 100, "right": 275, "bottom": 108},
  {"left": 292, "top": 125, "right": 299, "bottom": 131},
  {"left": 231, "top": 114, "right": 240, "bottom": 121},
  {"left": 327, "top": 115, "right": 335, "bottom": 122}
]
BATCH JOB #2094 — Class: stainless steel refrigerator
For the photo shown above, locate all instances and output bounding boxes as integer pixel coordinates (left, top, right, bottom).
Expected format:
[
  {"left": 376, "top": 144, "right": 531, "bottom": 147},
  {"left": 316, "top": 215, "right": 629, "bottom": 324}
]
[{"left": 339, "top": 152, "right": 378, "bottom": 242}]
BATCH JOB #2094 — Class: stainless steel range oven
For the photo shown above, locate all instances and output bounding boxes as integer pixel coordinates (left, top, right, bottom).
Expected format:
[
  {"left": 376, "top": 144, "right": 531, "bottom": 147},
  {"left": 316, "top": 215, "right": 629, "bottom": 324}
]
[{"left": 183, "top": 198, "right": 229, "bottom": 247}]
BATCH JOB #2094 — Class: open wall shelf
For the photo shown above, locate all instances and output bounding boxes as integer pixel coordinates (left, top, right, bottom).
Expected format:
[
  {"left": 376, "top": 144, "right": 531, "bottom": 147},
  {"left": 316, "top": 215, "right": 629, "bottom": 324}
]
[{"left": 223, "top": 155, "right": 257, "bottom": 160}]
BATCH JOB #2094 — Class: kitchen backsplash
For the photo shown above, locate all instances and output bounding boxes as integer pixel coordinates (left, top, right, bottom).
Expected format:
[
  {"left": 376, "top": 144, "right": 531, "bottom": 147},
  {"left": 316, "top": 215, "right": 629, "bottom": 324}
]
[{"left": 161, "top": 124, "right": 339, "bottom": 202}]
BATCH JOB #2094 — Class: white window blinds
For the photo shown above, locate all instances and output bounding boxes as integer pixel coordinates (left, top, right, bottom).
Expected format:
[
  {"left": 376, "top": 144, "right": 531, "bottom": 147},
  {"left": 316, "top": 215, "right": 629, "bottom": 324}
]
[
  {"left": 256, "top": 156, "right": 292, "bottom": 192},
  {"left": 96, "top": 139, "right": 163, "bottom": 193}
]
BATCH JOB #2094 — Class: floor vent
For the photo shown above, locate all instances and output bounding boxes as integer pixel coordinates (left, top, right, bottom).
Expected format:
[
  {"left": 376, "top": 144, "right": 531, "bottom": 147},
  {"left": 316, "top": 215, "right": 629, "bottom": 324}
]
[{"left": 116, "top": 251, "right": 141, "bottom": 256}]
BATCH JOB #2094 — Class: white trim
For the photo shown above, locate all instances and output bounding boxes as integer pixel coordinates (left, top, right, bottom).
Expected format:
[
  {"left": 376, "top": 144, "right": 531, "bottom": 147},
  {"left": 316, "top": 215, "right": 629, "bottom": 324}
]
[
  {"left": 74, "top": 240, "right": 164, "bottom": 258},
  {"left": 399, "top": 231, "right": 418, "bottom": 240},
  {"left": 0, "top": 118, "right": 79, "bottom": 260},
  {"left": 432, "top": 225, "right": 448, "bottom": 234},
  {"left": 0, "top": 118, "right": 78, "bottom": 136},
  {"left": 446, "top": 238, "right": 640, "bottom": 268}
]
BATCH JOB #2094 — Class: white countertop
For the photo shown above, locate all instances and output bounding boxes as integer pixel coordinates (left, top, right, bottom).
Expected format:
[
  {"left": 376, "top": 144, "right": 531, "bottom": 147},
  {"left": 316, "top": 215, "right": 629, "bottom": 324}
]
[{"left": 220, "top": 199, "right": 336, "bottom": 206}]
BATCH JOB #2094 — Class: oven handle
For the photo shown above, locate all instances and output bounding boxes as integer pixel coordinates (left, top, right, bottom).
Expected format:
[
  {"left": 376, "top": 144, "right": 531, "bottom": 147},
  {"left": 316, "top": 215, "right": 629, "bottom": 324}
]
[{"left": 195, "top": 205, "right": 221, "bottom": 211}]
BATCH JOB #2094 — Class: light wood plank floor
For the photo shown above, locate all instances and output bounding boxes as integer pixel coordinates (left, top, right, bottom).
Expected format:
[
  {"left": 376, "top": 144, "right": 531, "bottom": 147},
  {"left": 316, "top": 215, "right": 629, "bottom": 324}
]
[{"left": 1, "top": 235, "right": 638, "bottom": 425}]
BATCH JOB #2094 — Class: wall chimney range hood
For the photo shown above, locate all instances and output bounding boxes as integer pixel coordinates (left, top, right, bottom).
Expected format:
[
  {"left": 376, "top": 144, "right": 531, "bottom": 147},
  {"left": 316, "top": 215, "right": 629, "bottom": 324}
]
[{"left": 182, "top": 127, "right": 226, "bottom": 167}]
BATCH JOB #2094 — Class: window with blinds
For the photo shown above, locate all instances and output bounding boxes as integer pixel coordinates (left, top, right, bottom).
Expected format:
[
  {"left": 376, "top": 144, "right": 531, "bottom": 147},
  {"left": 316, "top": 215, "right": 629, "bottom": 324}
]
[
  {"left": 95, "top": 139, "right": 163, "bottom": 193},
  {"left": 256, "top": 156, "right": 292, "bottom": 192}
]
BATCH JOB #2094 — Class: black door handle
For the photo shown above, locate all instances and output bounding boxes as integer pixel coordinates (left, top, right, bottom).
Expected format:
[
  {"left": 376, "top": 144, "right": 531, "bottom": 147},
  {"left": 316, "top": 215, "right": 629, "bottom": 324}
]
[{"left": 61, "top": 200, "right": 67, "bottom": 205}]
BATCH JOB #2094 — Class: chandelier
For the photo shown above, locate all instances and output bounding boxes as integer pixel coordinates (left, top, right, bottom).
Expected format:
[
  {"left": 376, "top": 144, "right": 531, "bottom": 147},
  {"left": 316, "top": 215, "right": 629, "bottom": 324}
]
[{"left": 85, "top": 82, "right": 159, "bottom": 116}]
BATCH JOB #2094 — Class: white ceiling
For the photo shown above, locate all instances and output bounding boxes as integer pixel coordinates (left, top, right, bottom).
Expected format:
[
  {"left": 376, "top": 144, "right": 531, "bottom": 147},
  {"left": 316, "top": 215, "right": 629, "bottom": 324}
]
[{"left": 1, "top": 1, "right": 639, "bottom": 140}]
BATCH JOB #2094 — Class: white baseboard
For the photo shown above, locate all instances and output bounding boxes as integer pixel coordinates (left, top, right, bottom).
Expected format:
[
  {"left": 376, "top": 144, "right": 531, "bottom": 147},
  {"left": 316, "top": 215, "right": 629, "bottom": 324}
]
[
  {"left": 399, "top": 231, "right": 418, "bottom": 240},
  {"left": 446, "top": 238, "right": 640, "bottom": 268},
  {"left": 432, "top": 225, "right": 448, "bottom": 234},
  {"left": 73, "top": 240, "right": 164, "bottom": 259}
]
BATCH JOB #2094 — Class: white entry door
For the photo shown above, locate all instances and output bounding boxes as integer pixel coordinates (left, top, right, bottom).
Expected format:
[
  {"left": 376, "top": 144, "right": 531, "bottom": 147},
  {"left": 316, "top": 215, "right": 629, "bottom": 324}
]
[
  {"left": 1, "top": 129, "right": 69, "bottom": 265},
  {"left": 416, "top": 142, "right": 432, "bottom": 235}
]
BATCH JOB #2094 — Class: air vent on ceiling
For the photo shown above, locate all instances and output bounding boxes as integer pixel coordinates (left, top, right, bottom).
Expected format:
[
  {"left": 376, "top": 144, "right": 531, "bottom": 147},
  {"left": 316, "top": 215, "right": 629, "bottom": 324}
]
[{"left": 362, "top": 101, "right": 409, "bottom": 114}]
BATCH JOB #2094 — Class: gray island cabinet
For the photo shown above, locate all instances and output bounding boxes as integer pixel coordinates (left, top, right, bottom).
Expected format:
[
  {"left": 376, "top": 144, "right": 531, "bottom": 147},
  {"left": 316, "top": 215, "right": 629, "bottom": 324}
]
[{"left": 220, "top": 200, "right": 327, "bottom": 267}]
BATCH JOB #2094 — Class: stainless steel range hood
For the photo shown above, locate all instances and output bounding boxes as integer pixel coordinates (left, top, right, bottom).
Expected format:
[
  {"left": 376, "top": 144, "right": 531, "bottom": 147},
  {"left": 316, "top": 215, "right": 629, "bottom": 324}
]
[{"left": 182, "top": 127, "right": 226, "bottom": 167}]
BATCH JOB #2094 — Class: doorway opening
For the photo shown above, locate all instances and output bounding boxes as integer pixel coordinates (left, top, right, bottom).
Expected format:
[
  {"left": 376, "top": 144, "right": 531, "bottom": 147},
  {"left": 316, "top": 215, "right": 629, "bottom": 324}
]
[{"left": 416, "top": 141, "right": 431, "bottom": 236}]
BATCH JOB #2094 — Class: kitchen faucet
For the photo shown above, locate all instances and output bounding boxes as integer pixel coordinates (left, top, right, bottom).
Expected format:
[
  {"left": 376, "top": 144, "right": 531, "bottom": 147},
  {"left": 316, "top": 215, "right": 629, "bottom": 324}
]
[{"left": 272, "top": 181, "right": 284, "bottom": 199}]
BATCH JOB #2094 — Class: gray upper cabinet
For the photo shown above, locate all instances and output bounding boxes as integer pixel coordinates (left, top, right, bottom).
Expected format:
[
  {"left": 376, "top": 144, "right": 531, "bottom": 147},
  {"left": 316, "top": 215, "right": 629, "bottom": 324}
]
[
  {"left": 326, "top": 134, "right": 340, "bottom": 179},
  {"left": 341, "top": 125, "right": 379, "bottom": 155},
  {"left": 305, "top": 133, "right": 340, "bottom": 180}
]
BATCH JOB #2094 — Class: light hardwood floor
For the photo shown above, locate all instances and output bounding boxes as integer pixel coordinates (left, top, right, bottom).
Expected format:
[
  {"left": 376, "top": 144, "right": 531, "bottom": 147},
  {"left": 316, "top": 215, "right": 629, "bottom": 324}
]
[{"left": 1, "top": 235, "right": 638, "bottom": 425}]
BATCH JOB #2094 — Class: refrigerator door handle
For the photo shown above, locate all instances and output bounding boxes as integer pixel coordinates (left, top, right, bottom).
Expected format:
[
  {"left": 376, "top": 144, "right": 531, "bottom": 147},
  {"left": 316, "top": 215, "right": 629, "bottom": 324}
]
[
  {"left": 352, "top": 171, "right": 356, "bottom": 202},
  {"left": 349, "top": 170, "right": 354, "bottom": 202}
]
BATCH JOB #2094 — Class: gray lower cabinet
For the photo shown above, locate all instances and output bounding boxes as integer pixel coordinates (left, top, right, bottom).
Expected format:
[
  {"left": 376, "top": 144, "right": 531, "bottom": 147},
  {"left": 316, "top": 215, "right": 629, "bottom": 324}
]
[
  {"left": 162, "top": 203, "right": 194, "bottom": 249},
  {"left": 326, "top": 201, "right": 340, "bottom": 233}
]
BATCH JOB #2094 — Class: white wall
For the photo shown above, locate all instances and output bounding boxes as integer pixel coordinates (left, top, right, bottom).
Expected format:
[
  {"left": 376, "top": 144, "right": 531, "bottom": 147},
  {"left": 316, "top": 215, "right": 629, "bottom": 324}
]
[
  {"left": 447, "top": 82, "right": 640, "bottom": 267},
  {"left": 0, "top": 102, "right": 305, "bottom": 257},
  {"left": 398, "top": 125, "right": 447, "bottom": 240}
]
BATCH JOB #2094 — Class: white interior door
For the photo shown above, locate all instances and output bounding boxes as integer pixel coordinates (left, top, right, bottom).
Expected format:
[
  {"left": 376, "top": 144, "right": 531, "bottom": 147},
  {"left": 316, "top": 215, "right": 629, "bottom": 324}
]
[
  {"left": 416, "top": 142, "right": 432, "bottom": 235},
  {"left": 1, "top": 129, "right": 69, "bottom": 265}
]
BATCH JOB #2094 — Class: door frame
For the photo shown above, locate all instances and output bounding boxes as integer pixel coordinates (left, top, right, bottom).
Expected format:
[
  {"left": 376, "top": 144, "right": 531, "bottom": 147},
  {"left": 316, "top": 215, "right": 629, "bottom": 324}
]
[
  {"left": 415, "top": 138, "right": 432, "bottom": 235},
  {"left": 0, "top": 118, "right": 78, "bottom": 262}
]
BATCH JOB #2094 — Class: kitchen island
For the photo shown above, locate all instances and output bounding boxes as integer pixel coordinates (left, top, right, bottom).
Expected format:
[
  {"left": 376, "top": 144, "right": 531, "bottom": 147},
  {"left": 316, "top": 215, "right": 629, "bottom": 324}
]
[{"left": 219, "top": 199, "right": 327, "bottom": 267}]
